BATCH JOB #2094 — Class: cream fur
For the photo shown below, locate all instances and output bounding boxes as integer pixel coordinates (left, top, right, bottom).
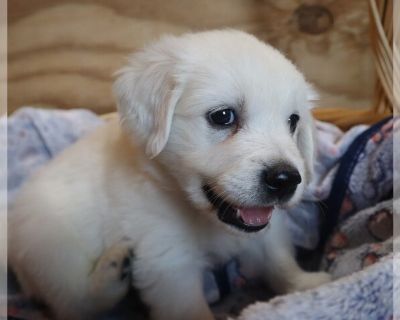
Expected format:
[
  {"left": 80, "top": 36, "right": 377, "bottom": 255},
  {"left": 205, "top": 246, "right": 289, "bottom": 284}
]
[{"left": 9, "top": 30, "right": 330, "bottom": 320}]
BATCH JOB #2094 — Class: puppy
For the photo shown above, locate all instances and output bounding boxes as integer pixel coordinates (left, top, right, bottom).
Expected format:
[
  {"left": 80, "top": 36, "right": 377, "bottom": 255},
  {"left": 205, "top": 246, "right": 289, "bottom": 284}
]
[{"left": 9, "top": 30, "right": 330, "bottom": 320}]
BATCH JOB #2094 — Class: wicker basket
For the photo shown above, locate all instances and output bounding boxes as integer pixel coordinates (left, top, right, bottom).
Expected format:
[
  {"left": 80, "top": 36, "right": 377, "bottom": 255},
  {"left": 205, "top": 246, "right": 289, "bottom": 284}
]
[{"left": 313, "top": 0, "right": 395, "bottom": 130}]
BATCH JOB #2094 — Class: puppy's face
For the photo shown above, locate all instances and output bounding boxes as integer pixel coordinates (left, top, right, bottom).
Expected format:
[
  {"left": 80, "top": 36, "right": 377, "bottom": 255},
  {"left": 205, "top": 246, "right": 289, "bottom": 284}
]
[{"left": 114, "top": 30, "right": 317, "bottom": 233}]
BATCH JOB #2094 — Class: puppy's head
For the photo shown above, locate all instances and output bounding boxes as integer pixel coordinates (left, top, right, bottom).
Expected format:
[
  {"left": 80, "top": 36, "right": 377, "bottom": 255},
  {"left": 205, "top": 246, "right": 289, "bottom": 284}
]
[{"left": 114, "top": 30, "right": 317, "bottom": 233}]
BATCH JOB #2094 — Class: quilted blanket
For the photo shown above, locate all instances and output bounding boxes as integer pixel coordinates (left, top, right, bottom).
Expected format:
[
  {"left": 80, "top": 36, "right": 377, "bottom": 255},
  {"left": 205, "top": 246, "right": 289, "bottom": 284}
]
[
  {"left": 237, "top": 117, "right": 398, "bottom": 320},
  {"left": 5, "top": 108, "right": 397, "bottom": 319}
]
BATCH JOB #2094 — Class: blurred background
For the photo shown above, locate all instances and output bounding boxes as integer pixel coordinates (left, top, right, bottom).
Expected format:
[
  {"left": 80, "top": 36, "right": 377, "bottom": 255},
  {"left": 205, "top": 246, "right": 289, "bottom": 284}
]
[{"left": 8, "top": 0, "right": 377, "bottom": 116}]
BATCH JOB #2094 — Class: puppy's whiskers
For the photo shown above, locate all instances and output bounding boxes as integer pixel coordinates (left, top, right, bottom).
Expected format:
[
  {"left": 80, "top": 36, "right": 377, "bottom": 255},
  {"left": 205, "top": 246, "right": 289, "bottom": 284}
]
[
  {"left": 205, "top": 181, "right": 231, "bottom": 205},
  {"left": 204, "top": 182, "right": 237, "bottom": 221}
]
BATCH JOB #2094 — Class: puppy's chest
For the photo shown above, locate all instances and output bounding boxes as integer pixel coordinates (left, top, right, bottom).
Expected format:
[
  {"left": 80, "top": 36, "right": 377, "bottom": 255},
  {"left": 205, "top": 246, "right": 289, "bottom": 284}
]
[{"left": 201, "top": 232, "right": 245, "bottom": 265}]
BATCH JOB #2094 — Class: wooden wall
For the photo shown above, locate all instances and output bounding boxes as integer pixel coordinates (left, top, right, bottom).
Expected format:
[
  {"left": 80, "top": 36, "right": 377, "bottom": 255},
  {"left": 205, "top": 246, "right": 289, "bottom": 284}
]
[{"left": 8, "top": 0, "right": 375, "bottom": 114}]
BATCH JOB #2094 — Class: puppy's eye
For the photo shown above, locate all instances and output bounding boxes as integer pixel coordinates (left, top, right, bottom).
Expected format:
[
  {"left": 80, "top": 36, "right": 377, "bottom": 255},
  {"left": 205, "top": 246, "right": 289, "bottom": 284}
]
[
  {"left": 208, "top": 108, "right": 237, "bottom": 127},
  {"left": 288, "top": 114, "right": 300, "bottom": 134}
]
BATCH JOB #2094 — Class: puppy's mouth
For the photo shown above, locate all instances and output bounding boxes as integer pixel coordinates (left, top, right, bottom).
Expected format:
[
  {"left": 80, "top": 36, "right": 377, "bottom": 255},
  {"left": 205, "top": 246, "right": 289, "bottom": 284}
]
[{"left": 202, "top": 184, "right": 274, "bottom": 233}]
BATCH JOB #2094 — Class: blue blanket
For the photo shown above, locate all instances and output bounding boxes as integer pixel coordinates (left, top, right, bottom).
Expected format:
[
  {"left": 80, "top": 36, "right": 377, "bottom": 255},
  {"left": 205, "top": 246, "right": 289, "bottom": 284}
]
[
  {"left": 238, "top": 117, "right": 397, "bottom": 320},
  {"left": 5, "top": 108, "right": 397, "bottom": 319}
]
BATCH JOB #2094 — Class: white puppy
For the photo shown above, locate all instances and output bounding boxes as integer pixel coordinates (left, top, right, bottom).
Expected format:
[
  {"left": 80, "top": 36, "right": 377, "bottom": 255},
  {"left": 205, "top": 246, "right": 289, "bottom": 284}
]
[{"left": 9, "top": 30, "right": 330, "bottom": 320}]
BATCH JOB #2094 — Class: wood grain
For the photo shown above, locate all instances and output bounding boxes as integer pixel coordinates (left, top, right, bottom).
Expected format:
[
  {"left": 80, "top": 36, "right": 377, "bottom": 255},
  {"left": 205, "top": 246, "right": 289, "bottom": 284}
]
[{"left": 8, "top": 0, "right": 375, "bottom": 114}]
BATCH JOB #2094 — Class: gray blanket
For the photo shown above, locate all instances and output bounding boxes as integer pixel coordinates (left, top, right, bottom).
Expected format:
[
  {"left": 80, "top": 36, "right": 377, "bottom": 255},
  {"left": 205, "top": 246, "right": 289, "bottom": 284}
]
[{"left": 5, "top": 108, "right": 397, "bottom": 319}]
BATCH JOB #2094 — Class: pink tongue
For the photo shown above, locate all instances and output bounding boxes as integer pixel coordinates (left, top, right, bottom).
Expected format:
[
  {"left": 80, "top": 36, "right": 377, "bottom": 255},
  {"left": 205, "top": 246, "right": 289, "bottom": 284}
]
[{"left": 239, "top": 207, "right": 274, "bottom": 226}]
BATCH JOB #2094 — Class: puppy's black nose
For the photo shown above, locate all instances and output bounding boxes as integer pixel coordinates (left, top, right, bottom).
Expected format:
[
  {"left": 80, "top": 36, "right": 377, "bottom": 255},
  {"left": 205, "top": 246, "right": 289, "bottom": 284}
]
[{"left": 262, "top": 165, "right": 301, "bottom": 200}]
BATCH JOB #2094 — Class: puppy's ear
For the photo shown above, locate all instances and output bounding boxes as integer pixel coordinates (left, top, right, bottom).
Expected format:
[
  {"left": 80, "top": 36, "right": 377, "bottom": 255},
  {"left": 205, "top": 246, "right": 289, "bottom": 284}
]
[
  {"left": 113, "top": 38, "right": 183, "bottom": 158},
  {"left": 299, "top": 84, "right": 318, "bottom": 183},
  {"left": 298, "top": 120, "right": 316, "bottom": 183}
]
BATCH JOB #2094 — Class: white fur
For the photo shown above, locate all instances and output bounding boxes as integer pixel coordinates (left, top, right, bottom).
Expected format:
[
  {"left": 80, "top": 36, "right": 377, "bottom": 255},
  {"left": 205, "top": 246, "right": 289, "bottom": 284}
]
[{"left": 9, "top": 30, "right": 330, "bottom": 320}]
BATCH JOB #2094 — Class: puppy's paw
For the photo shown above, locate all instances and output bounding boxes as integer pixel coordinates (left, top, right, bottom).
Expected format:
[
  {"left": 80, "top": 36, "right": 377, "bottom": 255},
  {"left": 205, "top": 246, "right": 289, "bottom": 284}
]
[
  {"left": 287, "top": 271, "right": 331, "bottom": 292},
  {"left": 96, "top": 243, "right": 133, "bottom": 282},
  {"left": 90, "top": 241, "right": 134, "bottom": 307}
]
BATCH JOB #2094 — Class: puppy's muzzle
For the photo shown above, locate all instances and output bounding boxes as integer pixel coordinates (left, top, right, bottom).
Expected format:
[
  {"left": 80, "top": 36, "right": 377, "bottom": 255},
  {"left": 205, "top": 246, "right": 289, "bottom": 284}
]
[{"left": 261, "top": 164, "right": 301, "bottom": 201}]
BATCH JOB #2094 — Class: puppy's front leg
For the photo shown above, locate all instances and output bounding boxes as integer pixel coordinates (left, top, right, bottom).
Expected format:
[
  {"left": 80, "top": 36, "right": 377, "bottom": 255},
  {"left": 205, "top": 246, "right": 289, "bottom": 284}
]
[
  {"left": 240, "top": 213, "right": 330, "bottom": 294},
  {"left": 134, "top": 256, "right": 214, "bottom": 320},
  {"left": 89, "top": 241, "right": 133, "bottom": 312}
]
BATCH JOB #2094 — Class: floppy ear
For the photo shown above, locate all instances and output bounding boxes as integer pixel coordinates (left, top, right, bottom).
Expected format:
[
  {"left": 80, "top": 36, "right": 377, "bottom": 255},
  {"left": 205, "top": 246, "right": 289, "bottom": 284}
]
[
  {"left": 298, "top": 119, "right": 316, "bottom": 183},
  {"left": 298, "top": 84, "right": 318, "bottom": 183},
  {"left": 113, "top": 39, "right": 184, "bottom": 158}
]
